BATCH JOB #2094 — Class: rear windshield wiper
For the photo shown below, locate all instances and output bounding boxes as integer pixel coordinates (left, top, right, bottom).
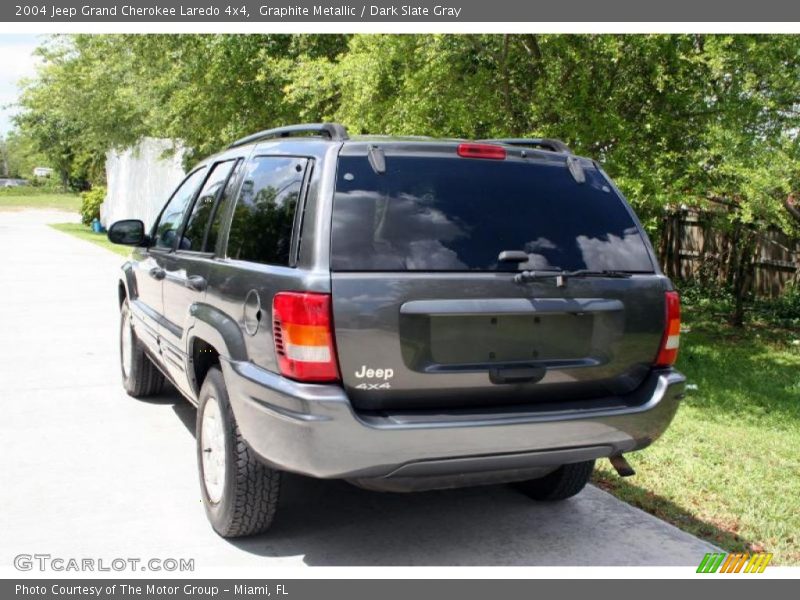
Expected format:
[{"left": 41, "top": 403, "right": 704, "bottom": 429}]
[
  {"left": 563, "top": 269, "right": 633, "bottom": 279},
  {"left": 514, "top": 269, "right": 633, "bottom": 285}
]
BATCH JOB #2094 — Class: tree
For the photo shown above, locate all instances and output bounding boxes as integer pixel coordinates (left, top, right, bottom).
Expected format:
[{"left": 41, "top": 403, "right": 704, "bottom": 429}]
[
  {"left": 12, "top": 34, "right": 800, "bottom": 324},
  {"left": 0, "top": 131, "right": 48, "bottom": 178},
  {"left": 14, "top": 34, "right": 351, "bottom": 175}
]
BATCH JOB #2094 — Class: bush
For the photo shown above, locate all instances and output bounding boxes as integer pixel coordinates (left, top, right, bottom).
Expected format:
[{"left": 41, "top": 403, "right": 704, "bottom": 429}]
[
  {"left": 80, "top": 186, "right": 106, "bottom": 225},
  {"left": 757, "top": 282, "right": 800, "bottom": 329},
  {"left": 0, "top": 183, "right": 67, "bottom": 196},
  {"left": 31, "top": 176, "right": 66, "bottom": 190},
  {"left": 678, "top": 279, "right": 800, "bottom": 330}
]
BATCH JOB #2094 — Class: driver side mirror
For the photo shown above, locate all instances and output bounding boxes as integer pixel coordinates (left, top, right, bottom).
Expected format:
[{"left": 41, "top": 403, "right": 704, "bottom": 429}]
[{"left": 107, "top": 219, "right": 149, "bottom": 246}]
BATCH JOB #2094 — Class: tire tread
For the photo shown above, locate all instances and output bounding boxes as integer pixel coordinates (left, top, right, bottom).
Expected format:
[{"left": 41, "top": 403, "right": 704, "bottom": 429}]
[
  {"left": 200, "top": 367, "right": 280, "bottom": 538},
  {"left": 515, "top": 460, "right": 595, "bottom": 501},
  {"left": 224, "top": 409, "right": 281, "bottom": 537},
  {"left": 121, "top": 300, "right": 166, "bottom": 398}
]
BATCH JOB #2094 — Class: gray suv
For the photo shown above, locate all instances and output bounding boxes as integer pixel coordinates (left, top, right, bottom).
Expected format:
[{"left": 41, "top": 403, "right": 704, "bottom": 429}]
[{"left": 108, "top": 123, "right": 684, "bottom": 538}]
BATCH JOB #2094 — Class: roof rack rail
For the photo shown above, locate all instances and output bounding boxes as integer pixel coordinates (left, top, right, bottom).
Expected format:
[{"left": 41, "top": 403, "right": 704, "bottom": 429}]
[
  {"left": 485, "top": 138, "right": 572, "bottom": 154},
  {"left": 228, "top": 122, "right": 349, "bottom": 149}
]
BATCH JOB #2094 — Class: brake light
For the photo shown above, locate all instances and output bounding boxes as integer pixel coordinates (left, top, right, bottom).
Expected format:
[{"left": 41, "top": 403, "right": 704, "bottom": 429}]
[
  {"left": 655, "top": 291, "right": 681, "bottom": 367},
  {"left": 272, "top": 292, "right": 340, "bottom": 382},
  {"left": 457, "top": 143, "right": 506, "bottom": 160}
]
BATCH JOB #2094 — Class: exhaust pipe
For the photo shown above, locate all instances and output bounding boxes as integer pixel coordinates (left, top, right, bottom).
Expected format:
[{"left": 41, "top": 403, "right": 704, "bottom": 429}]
[{"left": 609, "top": 454, "right": 636, "bottom": 477}]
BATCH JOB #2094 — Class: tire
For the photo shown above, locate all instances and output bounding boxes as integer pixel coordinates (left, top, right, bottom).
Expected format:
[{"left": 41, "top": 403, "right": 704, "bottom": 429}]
[
  {"left": 120, "top": 298, "right": 165, "bottom": 398},
  {"left": 196, "top": 366, "right": 281, "bottom": 538},
  {"left": 514, "top": 460, "right": 595, "bottom": 501}
]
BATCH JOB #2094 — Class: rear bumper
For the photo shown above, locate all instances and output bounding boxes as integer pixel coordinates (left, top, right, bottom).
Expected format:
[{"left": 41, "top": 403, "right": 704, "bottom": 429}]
[{"left": 222, "top": 360, "right": 685, "bottom": 485}]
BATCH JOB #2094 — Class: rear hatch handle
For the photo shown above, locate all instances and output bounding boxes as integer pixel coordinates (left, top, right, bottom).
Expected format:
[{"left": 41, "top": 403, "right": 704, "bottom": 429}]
[{"left": 489, "top": 365, "right": 546, "bottom": 385}]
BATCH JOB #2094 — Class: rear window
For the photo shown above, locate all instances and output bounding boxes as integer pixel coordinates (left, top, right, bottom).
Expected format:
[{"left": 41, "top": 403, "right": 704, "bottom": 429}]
[{"left": 331, "top": 155, "right": 654, "bottom": 272}]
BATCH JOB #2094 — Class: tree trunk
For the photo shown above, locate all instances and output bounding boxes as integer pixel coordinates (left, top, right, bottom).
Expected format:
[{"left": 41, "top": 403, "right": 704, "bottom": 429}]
[
  {"left": 726, "top": 221, "right": 740, "bottom": 289},
  {"left": 671, "top": 215, "right": 682, "bottom": 279},
  {"left": 658, "top": 215, "right": 670, "bottom": 276},
  {"left": 0, "top": 141, "right": 8, "bottom": 178},
  {"left": 731, "top": 228, "right": 756, "bottom": 328},
  {"left": 784, "top": 194, "right": 800, "bottom": 225}
]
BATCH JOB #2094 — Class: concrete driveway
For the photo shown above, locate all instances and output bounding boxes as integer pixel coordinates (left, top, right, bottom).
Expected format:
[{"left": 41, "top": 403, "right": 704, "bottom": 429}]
[{"left": 0, "top": 210, "right": 718, "bottom": 568}]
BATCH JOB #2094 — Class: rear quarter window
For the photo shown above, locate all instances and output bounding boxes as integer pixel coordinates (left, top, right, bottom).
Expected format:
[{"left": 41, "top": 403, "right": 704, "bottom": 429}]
[
  {"left": 226, "top": 156, "right": 308, "bottom": 266},
  {"left": 331, "top": 154, "right": 653, "bottom": 272}
]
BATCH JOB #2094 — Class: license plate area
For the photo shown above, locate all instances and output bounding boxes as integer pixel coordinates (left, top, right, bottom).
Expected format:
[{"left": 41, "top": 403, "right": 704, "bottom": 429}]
[
  {"left": 399, "top": 297, "right": 624, "bottom": 373},
  {"left": 429, "top": 313, "right": 593, "bottom": 365}
]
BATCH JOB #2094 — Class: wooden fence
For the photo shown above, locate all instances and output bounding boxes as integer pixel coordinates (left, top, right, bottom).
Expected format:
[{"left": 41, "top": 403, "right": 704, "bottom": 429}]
[{"left": 658, "top": 209, "right": 799, "bottom": 298}]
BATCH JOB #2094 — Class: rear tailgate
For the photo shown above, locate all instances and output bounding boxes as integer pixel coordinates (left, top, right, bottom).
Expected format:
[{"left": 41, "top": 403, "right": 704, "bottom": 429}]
[{"left": 329, "top": 143, "right": 668, "bottom": 411}]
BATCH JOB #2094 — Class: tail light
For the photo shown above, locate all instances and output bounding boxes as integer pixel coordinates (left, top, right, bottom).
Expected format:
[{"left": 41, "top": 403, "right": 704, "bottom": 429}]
[
  {"left": 272, "top": 292, "right": 340, "bottom": 382},
  {"left": 457, "top": 143, "right": 506, "bottom": 160},
  {"left": 655, "top": 291, "right": 681, "bottom": 367}
]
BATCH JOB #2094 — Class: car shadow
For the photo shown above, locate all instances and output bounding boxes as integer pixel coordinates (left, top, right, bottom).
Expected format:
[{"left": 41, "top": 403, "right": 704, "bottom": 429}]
[
  {"left": 171, "top": 397, "right": 197, "bottom": 434},
  {"left": 593, "top": 474, "right": 761, "bottom": 557},
  {"left": 132, "top": 384, "right": 196, "bottom": 433},
  {"left": 153, "top": 387, "right": 716, "bottom": 566}
]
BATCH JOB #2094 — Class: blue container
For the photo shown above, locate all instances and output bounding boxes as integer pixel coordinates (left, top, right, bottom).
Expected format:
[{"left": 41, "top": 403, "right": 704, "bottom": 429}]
[{"left": 91, "top": 218, "right": 105, "bottom": 234}]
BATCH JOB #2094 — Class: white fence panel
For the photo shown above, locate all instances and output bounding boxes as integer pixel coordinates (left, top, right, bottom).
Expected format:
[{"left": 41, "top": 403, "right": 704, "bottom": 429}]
[{"left": 100, "top": 138, "right": 186, "bottom": 229}]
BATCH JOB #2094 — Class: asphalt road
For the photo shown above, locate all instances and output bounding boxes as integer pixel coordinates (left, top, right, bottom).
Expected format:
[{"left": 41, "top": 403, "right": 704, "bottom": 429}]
[{"left": 0, "top": 209, "right": 718, "bottom": 568}]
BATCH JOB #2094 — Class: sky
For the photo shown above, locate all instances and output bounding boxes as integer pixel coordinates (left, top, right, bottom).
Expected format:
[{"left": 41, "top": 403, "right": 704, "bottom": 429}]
[{"left": 0, "top": 34, "right": 43, "bottom": 137}]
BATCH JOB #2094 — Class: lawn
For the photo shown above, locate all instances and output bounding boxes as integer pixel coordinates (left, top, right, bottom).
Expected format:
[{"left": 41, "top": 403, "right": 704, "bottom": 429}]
[
  {"left": 594, "top": 309, "right": 800, "bottom": 564},
  {"left": 0, "top": 191, "right": 81, "bottom": 212},
  {"left": 49, "top": 222, "right": 131, "bottom": 257}
]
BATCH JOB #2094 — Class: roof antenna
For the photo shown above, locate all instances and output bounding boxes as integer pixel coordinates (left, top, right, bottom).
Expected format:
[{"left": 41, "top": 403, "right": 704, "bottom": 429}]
[
  {"left": 368, "top": 145, "right": 386, "bottom": 174},
  {"left": 567, "top": 155, "right": 586, "bottom": 184}
]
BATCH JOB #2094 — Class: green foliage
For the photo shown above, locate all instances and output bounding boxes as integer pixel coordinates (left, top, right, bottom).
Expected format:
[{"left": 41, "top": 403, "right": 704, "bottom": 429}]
[
  {"left": 1, "top": 130, "right": 49, "bottom": 179},
  {"left": 0, "top": 192, "right": 80, "bottom": 212},
  {"left": 29, "top": 174, "right": 68, "bottom": 192},
  {"left": 754, "top": 282, "right": 800, "bottom": 328},
  {"left": 679, "top": 278, "right": 800, "bottom": 330},
  {"left": 79, "top": 185, "right": 106, "bottom": 225},
  {"left": 11, "top": 34, "right": 800, "bottom": 236},
  {"left": 320, "top": 35, "right": 800, "bottom": 233},
  {"left": 14, "top": 34, "right": 349, "bottom": 167},
  {"left": 0, "top": 185, "right": 54, "bottom": 196}
]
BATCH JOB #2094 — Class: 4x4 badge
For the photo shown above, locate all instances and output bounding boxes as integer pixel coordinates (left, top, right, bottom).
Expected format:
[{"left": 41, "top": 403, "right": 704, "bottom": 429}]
[{"left": 354, "top": 365, "right": 393, "bottom": 389}]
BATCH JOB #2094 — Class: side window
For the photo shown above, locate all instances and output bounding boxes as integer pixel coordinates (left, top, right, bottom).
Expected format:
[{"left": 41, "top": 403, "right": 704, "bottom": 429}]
[
  {"left": 178, "top": 160, "right": 235, "bottom": 252},
  {"left": 154, "top": 168, "right": 207, "bottom": 249},
  {"left": 206, "top": 159, "right": 243, "bottom": 254},
  {"left": 226, "top": 156, "right": 308, "bottom": 265}
]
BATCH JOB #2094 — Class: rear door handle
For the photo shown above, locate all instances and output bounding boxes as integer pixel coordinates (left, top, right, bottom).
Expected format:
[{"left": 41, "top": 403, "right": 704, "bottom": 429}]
[
  {"left": 185, "top": 275, "right": 207, "bottom": 292},
  {"left": 149, "top": 267, "right": 165, "bottom": 280}
]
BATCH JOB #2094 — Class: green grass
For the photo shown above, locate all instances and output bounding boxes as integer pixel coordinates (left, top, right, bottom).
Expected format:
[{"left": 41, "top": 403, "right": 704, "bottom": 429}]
[
  {"left": 49, "top": 222, "right": 131, "bottom": 257},
  {"left": 0, "top": 192, "right": 81, "bottom": 212},
  {"left": 594, "top": 312, "right": 800, "bottom": 564}
]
